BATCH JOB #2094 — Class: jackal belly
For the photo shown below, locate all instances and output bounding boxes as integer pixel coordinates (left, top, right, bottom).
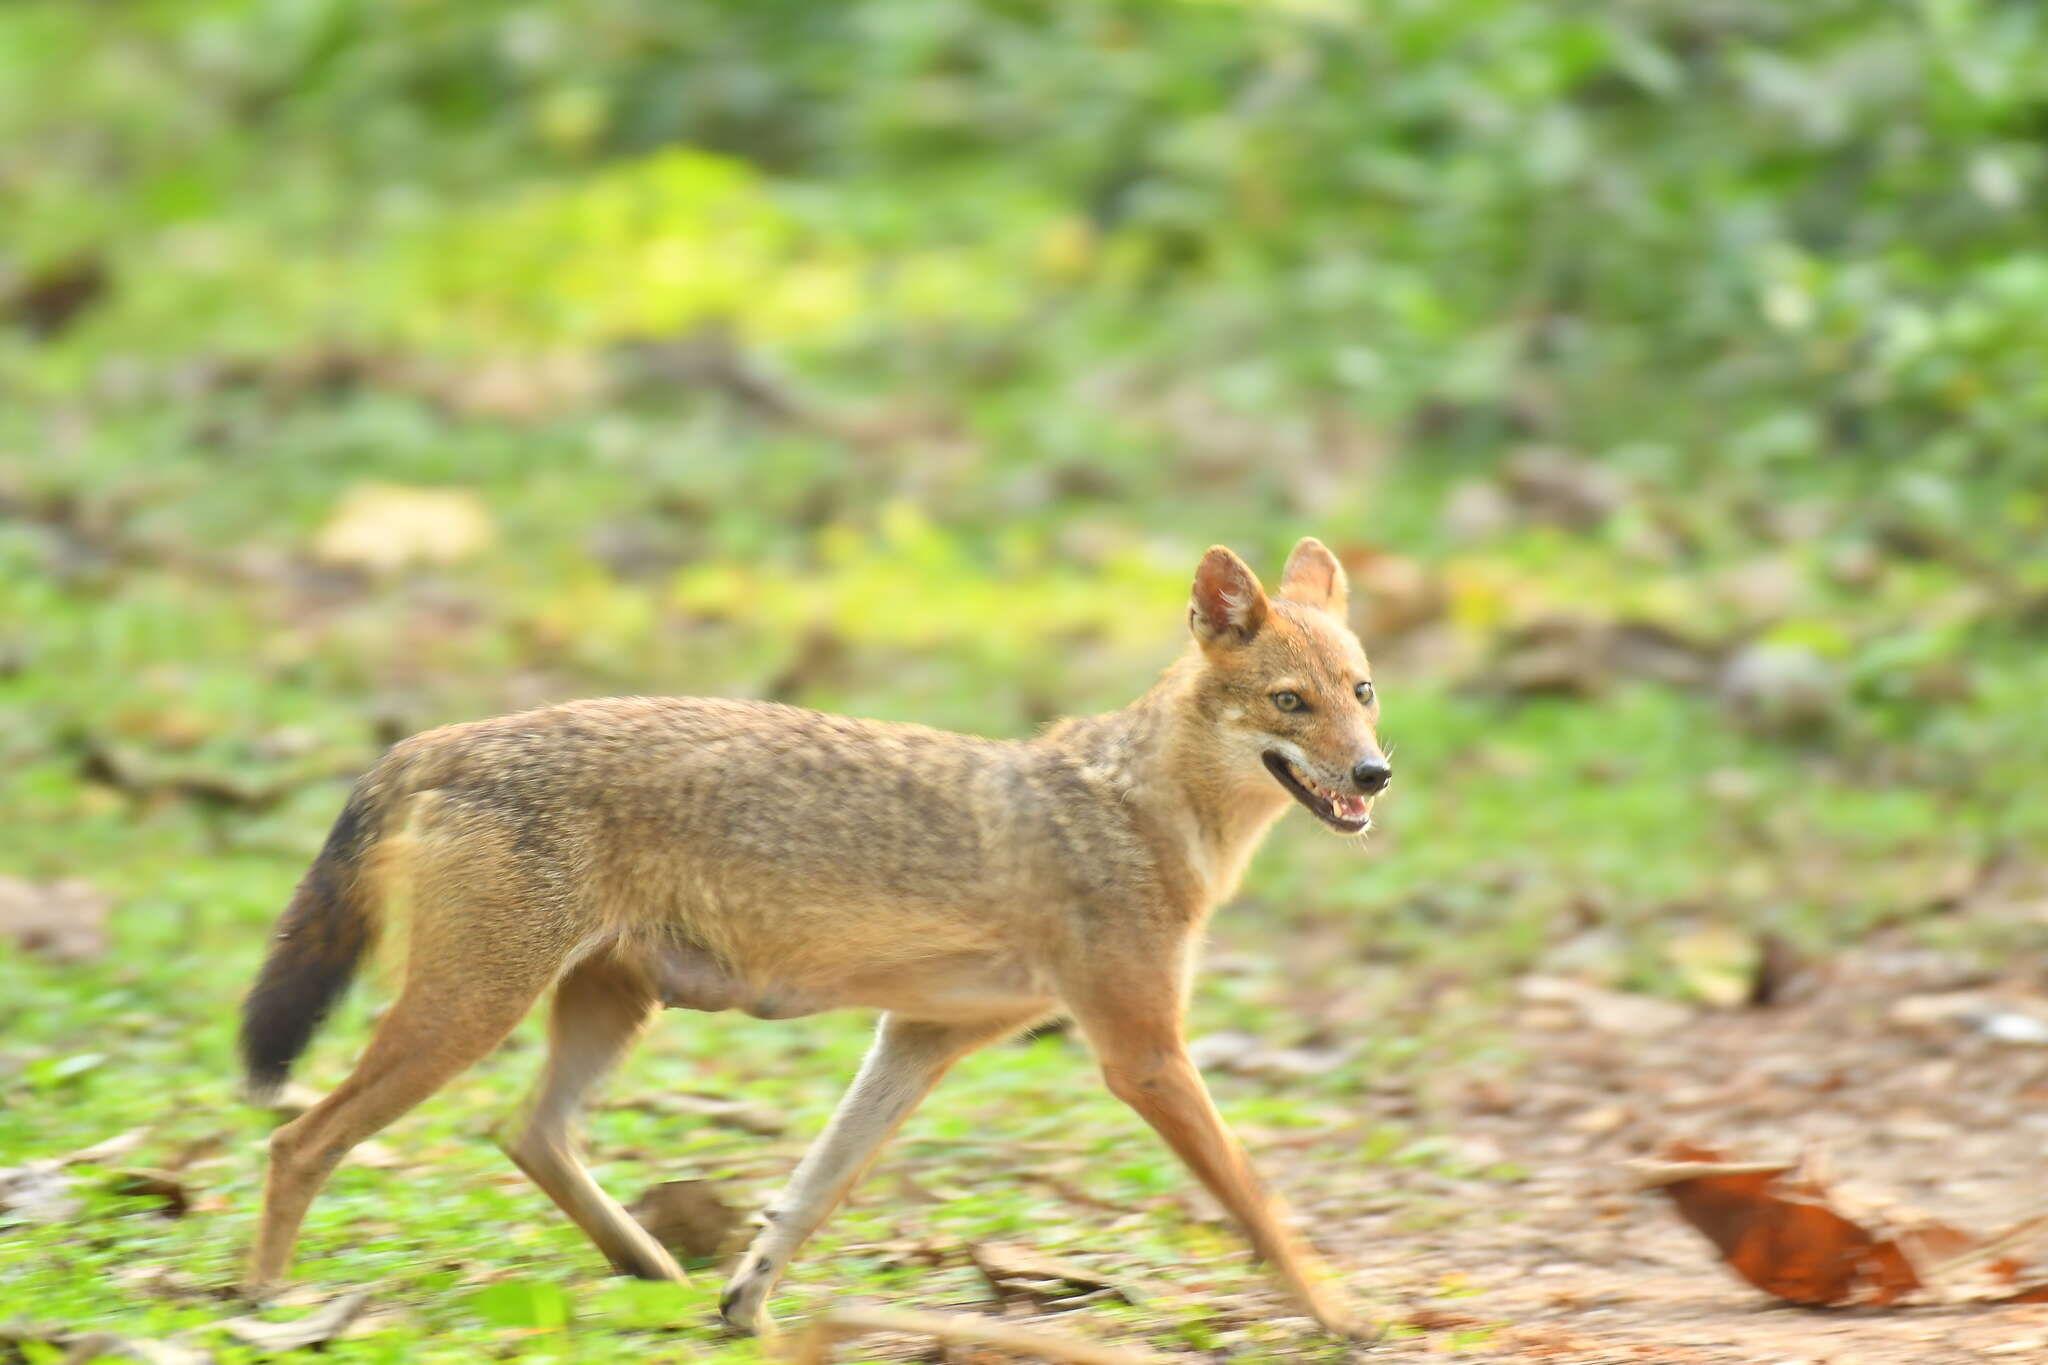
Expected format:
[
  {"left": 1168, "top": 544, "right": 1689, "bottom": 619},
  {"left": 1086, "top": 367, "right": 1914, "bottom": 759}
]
[{"left": 648, "top": 937, "right": 1054, "bottom": 1024}]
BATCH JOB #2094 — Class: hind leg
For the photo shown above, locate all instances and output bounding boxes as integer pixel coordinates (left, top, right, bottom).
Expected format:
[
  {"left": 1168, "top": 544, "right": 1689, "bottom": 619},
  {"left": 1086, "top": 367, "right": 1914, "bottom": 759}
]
[
  {"left": 245, "top": 844, "right": 575, "bottom": 1295},
  {"left": 247, "top": 968, "right": 554, "bottom": 1290},
  {"left": 500, "top": 957, "right": 684, "bottom": 1282}
]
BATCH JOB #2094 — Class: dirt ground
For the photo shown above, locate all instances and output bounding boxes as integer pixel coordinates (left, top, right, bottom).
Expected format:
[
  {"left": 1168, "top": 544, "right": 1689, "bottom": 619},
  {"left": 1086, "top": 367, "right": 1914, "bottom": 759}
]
[
  {"left": 786, "top": 939, "right": 2048, "bottom": 1365},
  {"left": 1297, "top": 942, "right": 2048, "bottom": 1364}
]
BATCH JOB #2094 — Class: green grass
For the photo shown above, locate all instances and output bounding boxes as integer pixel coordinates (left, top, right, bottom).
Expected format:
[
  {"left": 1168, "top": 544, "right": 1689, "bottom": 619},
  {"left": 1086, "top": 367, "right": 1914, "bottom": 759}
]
[
  {"left": 6, "top": 0, "right": 2048, "bottom": 1357},
  {"left": 6, "top": 383, "right": 2043, "bottom": 1355}
]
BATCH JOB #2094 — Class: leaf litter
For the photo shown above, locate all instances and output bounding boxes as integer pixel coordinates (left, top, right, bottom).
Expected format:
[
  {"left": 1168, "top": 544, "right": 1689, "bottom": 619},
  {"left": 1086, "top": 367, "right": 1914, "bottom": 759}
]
[
  {"left": 627, "top": 1179, "right": 740, "bottom": 1261},
  {"left": 0, "top": 877, "right": 112, "bottom": 963},
  {"left": 1635, "top": 1142, "right": 2048, "bottom": 1308},
  {"left": 968, "top": 1242, "right": 1151, "bottom": 1311},
  {"left": 214, "top": 1290, "right": 372, "bottom": 1352},
  {"left": 786, "top": 1305, "right": 1172, "bottom": 1365}
]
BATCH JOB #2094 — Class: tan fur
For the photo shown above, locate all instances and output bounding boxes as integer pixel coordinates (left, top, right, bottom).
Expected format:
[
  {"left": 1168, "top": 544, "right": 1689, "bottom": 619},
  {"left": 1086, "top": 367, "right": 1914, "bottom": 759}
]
[{"left": 244, "top": 538, "right": 1390, "bottom": 1338}]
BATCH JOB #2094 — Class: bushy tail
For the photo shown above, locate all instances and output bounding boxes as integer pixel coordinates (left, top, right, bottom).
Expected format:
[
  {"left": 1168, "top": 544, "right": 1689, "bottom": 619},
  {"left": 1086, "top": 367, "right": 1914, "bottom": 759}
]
[{"left": 239, "top": 792, "right": 381, "bottom": 1102}]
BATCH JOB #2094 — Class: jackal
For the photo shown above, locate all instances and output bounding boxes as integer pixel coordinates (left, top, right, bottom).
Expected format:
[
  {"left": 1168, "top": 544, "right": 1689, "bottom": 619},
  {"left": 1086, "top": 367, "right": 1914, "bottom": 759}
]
[{"left": 241, "top": 537, "right": 1391, "bottom": 1337}]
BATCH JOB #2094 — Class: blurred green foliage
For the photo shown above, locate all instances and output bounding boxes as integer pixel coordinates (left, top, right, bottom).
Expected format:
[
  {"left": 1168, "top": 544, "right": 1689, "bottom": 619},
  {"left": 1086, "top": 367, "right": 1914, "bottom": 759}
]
[
  {"left": 3, "top": 1, "right": 2046, "bottom": 1358},
  {"left": 9, "top": 0, "right": 2048, "bottom": 481}
]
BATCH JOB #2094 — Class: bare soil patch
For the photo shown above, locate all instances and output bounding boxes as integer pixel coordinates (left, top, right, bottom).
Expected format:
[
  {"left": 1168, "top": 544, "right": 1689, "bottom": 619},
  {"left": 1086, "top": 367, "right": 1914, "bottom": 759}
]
[{"left": 1306, "top": 942, "right": 2048, "bottom": 1363}]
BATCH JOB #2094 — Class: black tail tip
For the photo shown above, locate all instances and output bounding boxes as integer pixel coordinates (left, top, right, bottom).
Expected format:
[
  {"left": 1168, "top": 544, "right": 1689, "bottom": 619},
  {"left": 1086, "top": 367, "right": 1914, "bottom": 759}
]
[
  {"left": 238, "top": 979, "right": 343, "bottom": 1104},
  {"left": 238, "top": 999, "right": 312, "bottom": 1106}
]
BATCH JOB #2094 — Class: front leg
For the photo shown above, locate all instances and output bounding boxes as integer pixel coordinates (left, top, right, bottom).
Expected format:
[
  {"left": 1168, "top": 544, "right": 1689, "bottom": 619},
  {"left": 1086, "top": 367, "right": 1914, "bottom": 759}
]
[
  {"left": 719, "top": 1009, "right": 1042, "bottom": 1336},
  {"left": 1066, "top": 974, "right": 1370, "bottom": 1340}
]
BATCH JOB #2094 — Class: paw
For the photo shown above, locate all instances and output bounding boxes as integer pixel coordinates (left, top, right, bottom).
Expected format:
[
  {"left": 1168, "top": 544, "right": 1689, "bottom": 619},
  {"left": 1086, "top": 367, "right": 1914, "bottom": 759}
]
[
  {"left": 716, "top": 1260, "right": 776, "bottom": 1338},
  {"left": 234, "top": 1278, "right": 280, "bottom": 1306},
  {"left": 1315, "top": 1307, "right": 1383, "bottom": 1344}
]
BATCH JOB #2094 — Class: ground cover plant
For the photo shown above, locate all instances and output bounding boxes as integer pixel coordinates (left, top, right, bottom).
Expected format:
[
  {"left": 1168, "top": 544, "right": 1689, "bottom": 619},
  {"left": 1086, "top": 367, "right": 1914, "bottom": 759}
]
[{"left": 4, "top": 2, "right": 2048, "bottom": 1360}]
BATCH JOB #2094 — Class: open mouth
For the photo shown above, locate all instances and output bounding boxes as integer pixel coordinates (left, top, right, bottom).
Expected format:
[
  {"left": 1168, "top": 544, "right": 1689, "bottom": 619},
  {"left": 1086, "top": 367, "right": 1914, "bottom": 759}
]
[{"left": 1262, "top": 752, "right": 1373, "bottom": 834}]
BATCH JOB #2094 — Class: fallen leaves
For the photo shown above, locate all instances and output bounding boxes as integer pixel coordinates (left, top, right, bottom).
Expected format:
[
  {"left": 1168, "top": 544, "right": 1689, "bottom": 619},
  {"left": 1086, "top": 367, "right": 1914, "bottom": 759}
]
[
  {"left": 627, "top": 1179, "right": 739, "bottom": 1261},
  {"left": 606, "top": 1090, "right": 788, "bottom": 1136},
  {"left": 1663, "top": 926, "right": 1763, "bottom": 1009},
  {"left": 1, "top": 1128, "right": 149, "bottom": 1226},
  {"left": 108, "top": 1170, "right": 194, "bottom": 1219},
  {"left": 968, "top": 1242, "right": 1146, "bottom": 1311},
  {"left": 1516, "top": 975, "right": 1692, "bottom": 1037},
  {"left": 1186, "top": 1029, "right": 1351, "bottom": 1079},
  {"left": 78, "top": 739, "right": 308, "bottom": 812},
  {"left": 786, "top": 1306, "right": 1172, "bottom": 1365},
  {"left": 1336, "top": 545, "right": 1447, "bottom": 640},
  {"left": 0, "top": 876, "right": 113, "bottom": 963},
  {"left": 1489, "top": 615, "right": 1717, "bottom": 698},
  {"left": 0, "top": 1324, "right": 211, "bottom": 1365},
  {"left": 1636, "top": 1142, "right": 2048, "bottom": 1307},
  {"left": 0, "top": 1160, "right": 84, "bottom": 1227},
  {"left": 1890, "top": 990, "right": 2048, "bottom": 1047},
  {"left": 2, "top": 253, "right": 109, "bottom": 338},
  {"left": 1718, "top": 642, "right": 1843, "bottom": 737},
  {"left": 313, "top": 483, "right": 496, "bottom": 574},
  {"left": 216, "top": 1291, "right": 372, "bottom": 1352}
]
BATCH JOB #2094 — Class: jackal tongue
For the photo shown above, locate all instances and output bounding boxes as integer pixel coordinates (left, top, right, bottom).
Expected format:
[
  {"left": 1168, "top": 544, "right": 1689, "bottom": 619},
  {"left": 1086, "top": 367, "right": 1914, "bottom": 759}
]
[{"left": 1303, "top": 768, "right": 1369, "bottom": 820}]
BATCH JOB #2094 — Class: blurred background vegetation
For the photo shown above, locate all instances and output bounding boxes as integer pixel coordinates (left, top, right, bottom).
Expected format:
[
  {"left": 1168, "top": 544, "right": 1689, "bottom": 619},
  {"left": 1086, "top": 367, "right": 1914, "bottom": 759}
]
[{"left": 4, "top": 1, "right": 2046, "bottom": 1358}]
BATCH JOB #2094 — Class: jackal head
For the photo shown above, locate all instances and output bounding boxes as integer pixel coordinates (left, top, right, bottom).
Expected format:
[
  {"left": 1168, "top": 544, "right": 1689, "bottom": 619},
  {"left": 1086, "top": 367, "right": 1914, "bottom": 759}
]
[{"left": 1187, "top": 538, "right": 1389, "bottom": 835}]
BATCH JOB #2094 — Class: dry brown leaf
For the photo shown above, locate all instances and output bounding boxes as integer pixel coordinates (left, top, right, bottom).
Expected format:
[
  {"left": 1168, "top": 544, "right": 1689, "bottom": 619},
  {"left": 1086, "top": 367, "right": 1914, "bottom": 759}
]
[
  {"left": 64, "top": 1129, "right": 150, "bottom": 1166},
  {"left": 164, "top": 1132, "right": 233, "bottom": 1172},
  {"left": 1665, "top": 926, "right": 1760, "bottom": 1008},
  {"left": 968, "top": 1242, "right": 1145, "bottom": 1309},
  {"left": 9, "top": 1326, "right": 213, "bottom": 1365},
  {"left": 0, "top": 876, "right": 112, "bottom": 963},
  {"left": 313, "top": 483, "right": 494, "bottom": 574},
  {"left": 1501, "top": 447, "right": 1627, "bottom": 529},
  {"left": 1517, "top": 975, "right": 1691, "bottom": 1036},
  {"left": 1491, "top": 615, "right": 1717, "bottom": 698},
  {"left": 864, "top": 1235, "right": 953, "bottom": 1270},
  {"left": 215, "top": 1290, "right": 370, "bottom": 1351},
  {"left": 1187, "top": 1030, "right": 1349, "bottom": 1078},
  {"left": 1636, "top": 1141, "right": 2048, "bottom": 1307},
  {"left": 628, "top": 1179, "right": 739, "bottom": 1260},
  {"left": 893, "top": 1170, "right": 965, "bottom": 1205},
  {"left": 1891, "top": 991, "right": 2048, "bottom": 1046},
  {"left": 785, "top": 1306, "right": 1172, "bottom": 1365},
  {"left": 109, "top": 1170, "right": 192, "bottom": 1219},
  {"left": 607, "top": 1090, "right": 787, "bottom": 1136},
  {"left": 3, "top": 253, "right": 108, "bottom": 339},
  {"left": 0, "top": 1162, "right": 81, "bottom": 1226},
  {"left": 1, "top": 1129, "right": 161, "bottom": 1226},
  {"left": 345, "top": 1141, "right": 403, "bottom": 1170},
  {"left": 1718, "top": 642, "right": 1842, "bottom": 735},
  {"left": 1020, "top": 1171, "right": 1142, "bottom": 1216},
  {"left": 1336, "top": 545, "right": 1445, "bottom": 639},
  {"left": 77, "top": 741, "right": 304, "bottom": 811}
]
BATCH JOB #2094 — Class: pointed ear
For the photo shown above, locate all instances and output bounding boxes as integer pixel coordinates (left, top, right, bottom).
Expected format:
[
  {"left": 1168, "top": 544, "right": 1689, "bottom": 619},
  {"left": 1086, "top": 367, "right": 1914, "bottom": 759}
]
[
  {"left": 1189, "top": 546, "right": 1269, "bottom": 648},
  {"left": 1278, "top": 536, "right": 1348, "bottom": 616}
]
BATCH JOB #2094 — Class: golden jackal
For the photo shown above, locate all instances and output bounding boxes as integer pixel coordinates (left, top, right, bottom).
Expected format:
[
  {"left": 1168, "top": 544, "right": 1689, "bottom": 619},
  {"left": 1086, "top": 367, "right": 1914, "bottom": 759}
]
[{"left": 241, "top": 538, "right": 1391, "bottom": 1337}]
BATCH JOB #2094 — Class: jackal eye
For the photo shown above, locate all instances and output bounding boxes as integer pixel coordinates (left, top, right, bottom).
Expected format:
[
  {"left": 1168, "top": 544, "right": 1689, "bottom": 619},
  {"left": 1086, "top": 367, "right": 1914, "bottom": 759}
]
[
  {"left": 1271, "top": 691, "right": 1304, "bottom": 713},
  {"left": 1355, "top": 680, "right": 1375, "bottom": 705}
]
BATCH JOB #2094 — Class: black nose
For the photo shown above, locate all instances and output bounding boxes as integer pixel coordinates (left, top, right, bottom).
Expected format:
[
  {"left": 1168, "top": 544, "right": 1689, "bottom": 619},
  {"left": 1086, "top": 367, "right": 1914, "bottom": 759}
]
[{"left": 1352, "top": 758, "right": 1392, "bottom": 794}]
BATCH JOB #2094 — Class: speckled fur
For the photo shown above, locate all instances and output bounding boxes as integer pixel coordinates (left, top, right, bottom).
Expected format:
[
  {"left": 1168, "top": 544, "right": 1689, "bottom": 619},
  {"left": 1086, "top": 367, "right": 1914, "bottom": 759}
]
[{"left": 241, "top": 539, "right": 1389, "bottom": 1340}]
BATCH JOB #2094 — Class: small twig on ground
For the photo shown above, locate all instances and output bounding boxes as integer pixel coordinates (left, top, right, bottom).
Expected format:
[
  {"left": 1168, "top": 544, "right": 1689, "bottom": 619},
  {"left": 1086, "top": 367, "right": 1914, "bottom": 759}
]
[{"left": 784, "top": 1305, "right": 1175, "bottom": 1365}]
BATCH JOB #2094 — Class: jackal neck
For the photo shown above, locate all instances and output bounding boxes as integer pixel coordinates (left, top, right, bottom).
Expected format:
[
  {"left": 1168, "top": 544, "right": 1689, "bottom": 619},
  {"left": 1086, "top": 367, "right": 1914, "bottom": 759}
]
[{"left": 1040, "top": 651, "right": 1291, "bottom": 906}]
